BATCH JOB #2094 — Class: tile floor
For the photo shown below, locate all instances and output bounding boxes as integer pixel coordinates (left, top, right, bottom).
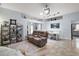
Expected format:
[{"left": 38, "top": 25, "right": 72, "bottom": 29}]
[{"left": 7, "top": 39, "right": 79, "bottom": 56}]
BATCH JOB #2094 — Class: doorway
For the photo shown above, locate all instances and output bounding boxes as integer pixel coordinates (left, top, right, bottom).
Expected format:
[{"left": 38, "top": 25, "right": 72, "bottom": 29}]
[{"left": 71, "top": 23, "right": 79, "bottom": 40}]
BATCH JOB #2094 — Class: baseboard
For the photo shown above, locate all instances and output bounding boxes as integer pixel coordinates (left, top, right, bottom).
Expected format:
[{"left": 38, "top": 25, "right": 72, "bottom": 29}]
[{"left": 59, "top": 37, "right": 71, "bottom": 40}]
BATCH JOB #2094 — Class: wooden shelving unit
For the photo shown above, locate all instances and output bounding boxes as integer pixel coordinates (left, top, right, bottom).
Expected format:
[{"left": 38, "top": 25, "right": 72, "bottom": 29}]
[
  {"left": 1, "top": 22, "right": 10, "bottom": 46},
  {"left": 9, "top": 19, "right": 17, "bottom": 43},
  {"left": 1, "top": 19, "right": 23, "bottom": 46}
]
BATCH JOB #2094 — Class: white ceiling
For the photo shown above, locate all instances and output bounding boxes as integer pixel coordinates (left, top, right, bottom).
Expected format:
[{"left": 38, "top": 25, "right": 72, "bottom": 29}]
[{"left": 1, "top": 3, "right": 79, "bottom": 19}]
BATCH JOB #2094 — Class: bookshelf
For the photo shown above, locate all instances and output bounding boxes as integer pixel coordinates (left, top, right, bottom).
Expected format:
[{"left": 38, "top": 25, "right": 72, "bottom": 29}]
[{"left": 1, "top": 19, "right": 23, "bottom": 46}]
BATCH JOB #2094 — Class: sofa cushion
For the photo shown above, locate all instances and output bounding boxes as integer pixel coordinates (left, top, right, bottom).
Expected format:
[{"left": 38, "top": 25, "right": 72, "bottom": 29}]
[
  {"left": 27, "top": 31, "right": 48, "bottom": 47},
  {"left": 41, "top": 37, "right": 46, "bottom": 39},
  {"left": 34, "top": 37, "right": 41, "bottom": 40}
]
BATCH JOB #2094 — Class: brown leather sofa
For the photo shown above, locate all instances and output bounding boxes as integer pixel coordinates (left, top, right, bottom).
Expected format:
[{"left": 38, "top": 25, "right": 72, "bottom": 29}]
[{"left": 27, "top": 31, "right": 48, "bottom": 47}]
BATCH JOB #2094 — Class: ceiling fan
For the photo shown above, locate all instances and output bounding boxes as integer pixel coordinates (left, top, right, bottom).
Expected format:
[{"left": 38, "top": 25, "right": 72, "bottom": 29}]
[
  {"left": 40, "top": 3, "right": 60, "bottom": 18},
  {"left": 40, "top": 4, "right": 50, "bottom": 16}
]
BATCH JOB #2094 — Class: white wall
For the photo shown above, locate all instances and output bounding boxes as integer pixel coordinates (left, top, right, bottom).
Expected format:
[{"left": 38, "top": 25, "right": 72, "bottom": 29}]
[
  {"left": 71, "top": 12, "right": 79, "bottom": 23},
  {"left": 43, "top": 12, "right": 79, "bottom": 40},
  {"left": 61, "top": 14, "right": 71, "bottom": 39},
  {"left": 44, "top": 20, "right": 63, "bottom": 39},
  {"left": 0, "top": 7, "right": 26, "bottom": 40},
  {"left": 1, "top": 7, "right": 79, "bottom": 40},
  {"left": 0, "top": 7, "right": 42, "bottom": 40},
  {"left": 43, "top": 18, "right": 71, "bottom": 40}
]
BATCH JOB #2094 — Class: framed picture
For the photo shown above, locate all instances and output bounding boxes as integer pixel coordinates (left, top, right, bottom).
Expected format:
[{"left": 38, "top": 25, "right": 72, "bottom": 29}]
[
  {"left": 51, "top": 23, "right": 60, "bottom": 28},
  {"left": 10, "top": 19, "right": 16, "bottom": 25}
]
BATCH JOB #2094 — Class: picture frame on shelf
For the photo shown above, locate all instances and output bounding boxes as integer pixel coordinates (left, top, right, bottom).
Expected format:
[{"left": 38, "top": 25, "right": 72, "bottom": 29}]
[{"left": 10, "top": 19, "right": 16, "bottom": 25}]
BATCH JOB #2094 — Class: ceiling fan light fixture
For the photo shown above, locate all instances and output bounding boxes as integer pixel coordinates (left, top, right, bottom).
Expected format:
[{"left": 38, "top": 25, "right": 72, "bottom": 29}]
[
  {"left": 44, "top": 8, "right": 50, "bottom": 15},
  {"left": 40, "top": 4, "right": 50, "bottom": 16}
]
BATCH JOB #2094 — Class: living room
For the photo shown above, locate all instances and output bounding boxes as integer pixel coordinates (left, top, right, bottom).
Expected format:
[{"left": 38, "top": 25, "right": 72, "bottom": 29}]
[{"left": 0, "top": 3, "right": 79, "bottom": 56}]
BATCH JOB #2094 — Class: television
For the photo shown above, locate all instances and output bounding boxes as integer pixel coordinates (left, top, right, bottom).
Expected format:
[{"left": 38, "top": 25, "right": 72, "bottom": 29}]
[{"left": 51, "top": 23, "right": 60, "bottom": 28}]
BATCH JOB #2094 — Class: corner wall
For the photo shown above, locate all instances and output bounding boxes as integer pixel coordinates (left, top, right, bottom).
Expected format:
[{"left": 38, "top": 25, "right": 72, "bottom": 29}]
[
  {"left": 43, "top": 12, "right": 79, "bottom": 40},
  {"left": 0, "top": 7, "right": 42, "bottom": 40}
]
